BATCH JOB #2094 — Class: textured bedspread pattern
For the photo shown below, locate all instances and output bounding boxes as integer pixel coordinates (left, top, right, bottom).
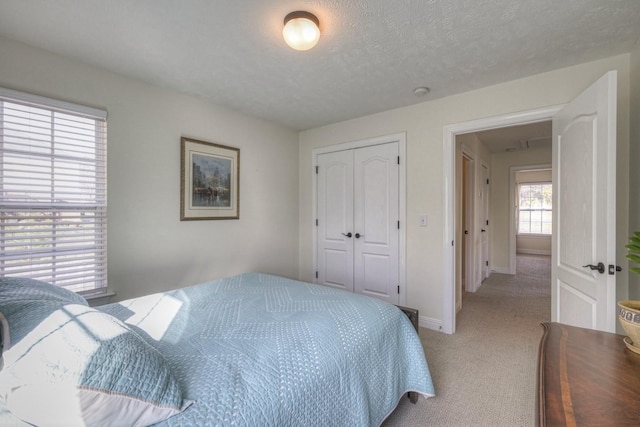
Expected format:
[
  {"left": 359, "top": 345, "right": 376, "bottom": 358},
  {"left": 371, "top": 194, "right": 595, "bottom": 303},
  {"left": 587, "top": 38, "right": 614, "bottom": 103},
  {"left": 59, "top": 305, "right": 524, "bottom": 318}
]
[{"left": 97, "top": 273, "right": 435, "bottom": 426}]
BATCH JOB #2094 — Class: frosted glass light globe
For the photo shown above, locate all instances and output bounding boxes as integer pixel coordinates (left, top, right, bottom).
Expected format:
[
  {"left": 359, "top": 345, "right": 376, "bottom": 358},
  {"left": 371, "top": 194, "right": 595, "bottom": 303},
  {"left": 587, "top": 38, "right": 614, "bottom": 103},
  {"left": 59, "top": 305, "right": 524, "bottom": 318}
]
[{"left": 283, "top": 12, "right": 320, "bottom": 51}]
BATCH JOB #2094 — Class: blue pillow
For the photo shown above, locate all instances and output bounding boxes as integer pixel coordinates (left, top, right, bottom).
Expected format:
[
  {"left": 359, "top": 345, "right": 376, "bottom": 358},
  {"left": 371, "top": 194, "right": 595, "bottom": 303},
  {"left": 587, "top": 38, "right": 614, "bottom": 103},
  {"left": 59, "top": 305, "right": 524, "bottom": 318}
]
[
  {"left": 0, "top": 277, "right": 87, "bottom": 350},
  {"left": 0, "top": 278, "right": 192, "bottom": 426},
  {"left": 0, "top": 277, "right": 88, "bottom": 305},
  {"left": 0, "top": 303, "right": 192, "bottom": 426}
]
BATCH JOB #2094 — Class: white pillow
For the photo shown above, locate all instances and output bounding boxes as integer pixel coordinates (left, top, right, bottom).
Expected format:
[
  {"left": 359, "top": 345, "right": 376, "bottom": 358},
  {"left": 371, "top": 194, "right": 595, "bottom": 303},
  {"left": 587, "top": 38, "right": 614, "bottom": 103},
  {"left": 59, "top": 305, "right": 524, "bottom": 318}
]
[{"left": 0, "top": 303, "right": 192, "bottom": 427}]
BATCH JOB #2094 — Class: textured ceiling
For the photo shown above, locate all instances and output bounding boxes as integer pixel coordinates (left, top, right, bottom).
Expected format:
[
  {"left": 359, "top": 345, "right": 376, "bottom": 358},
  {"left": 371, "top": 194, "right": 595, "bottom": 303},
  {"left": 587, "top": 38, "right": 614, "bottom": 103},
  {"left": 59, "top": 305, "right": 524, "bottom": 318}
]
[
  {"left": 0, "top": 1, "right": 639, "bottom": 130},
  {"left": 473, "top": 121, "right": 552, "bottom": 153}
]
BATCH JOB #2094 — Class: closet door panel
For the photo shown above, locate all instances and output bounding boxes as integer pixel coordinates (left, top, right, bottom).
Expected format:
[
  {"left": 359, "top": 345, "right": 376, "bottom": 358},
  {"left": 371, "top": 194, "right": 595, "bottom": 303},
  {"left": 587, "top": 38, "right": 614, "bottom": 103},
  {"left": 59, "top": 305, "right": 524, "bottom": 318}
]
[
  {"left": 317, "top": 150, "right": 354, "bottom": 292},
  {"left": 353, "top": 143, "right": 399, "bottom": 303}
]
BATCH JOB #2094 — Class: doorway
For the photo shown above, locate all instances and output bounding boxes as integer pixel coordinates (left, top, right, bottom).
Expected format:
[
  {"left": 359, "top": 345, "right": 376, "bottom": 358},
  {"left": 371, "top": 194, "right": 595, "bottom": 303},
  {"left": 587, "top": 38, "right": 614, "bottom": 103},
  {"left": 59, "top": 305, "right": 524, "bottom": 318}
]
[{"left": 443, "top": 106, "right": 562, "bottom": 334}]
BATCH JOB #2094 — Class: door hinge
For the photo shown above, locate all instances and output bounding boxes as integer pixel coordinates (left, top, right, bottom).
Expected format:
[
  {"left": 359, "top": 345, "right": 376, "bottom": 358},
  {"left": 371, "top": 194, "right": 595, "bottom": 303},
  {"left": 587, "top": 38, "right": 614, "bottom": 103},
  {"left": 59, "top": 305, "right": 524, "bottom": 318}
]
[
  {"left": 397, "top": 285, "right": 400, "bottom": 294},
  {"left": 486, "top": 220, "right": 489, "bottom": 225},
  {"left": 315, "top": 271, "right": 318, "bottom": 279},
  {"left": 452, "top": 240, "right": 454, "bottom": 246},
  {"left": 315, "top": 166, "right": 318, "bottom": 174},
  {"left": 486, "top": 261, "right": 489, "bottom": 266},
  {"left": 397, "top": 221, "right": 400, "bottom": 230},
  {"left": 486, "top": 179, "right": 489, "bottom": 184},
  {"left": 397, "top": 156, "right": 400, "bottom": 165}
]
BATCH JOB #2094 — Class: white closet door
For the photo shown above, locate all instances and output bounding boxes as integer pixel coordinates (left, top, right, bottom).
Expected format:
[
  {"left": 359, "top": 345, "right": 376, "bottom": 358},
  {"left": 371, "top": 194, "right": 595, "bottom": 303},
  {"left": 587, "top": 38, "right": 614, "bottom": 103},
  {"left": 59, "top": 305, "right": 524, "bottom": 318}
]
[
  {"left": 353, "top": 143, "right": 399, "bottom": 303},
  {"left": 317, "top": 150, "right": 354, "bottom": 292}
]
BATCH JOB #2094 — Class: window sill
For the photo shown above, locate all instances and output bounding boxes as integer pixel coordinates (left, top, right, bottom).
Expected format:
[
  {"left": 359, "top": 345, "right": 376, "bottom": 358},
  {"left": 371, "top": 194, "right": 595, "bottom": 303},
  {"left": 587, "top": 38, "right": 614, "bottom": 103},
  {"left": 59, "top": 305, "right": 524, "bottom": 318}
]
[{"left": 82, "top": 291, "right": 116, "bottom": 307}]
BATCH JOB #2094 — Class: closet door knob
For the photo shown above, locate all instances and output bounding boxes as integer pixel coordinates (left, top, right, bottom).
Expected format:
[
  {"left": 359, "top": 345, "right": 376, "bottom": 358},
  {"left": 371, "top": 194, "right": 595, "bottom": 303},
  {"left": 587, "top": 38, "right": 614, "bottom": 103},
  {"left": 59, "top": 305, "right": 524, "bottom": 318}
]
[
  {"left": 341, "top": 232, "right": 352, "bottom": 238},
  {"left": 355, "top": 233, "right": 363, "bottom": 239}
]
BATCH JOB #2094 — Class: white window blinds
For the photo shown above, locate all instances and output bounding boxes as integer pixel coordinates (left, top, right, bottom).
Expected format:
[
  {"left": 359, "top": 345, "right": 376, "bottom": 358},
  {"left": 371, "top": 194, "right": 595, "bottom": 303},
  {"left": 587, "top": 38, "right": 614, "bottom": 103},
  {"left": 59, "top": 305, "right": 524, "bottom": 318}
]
[{"left": 0, "top": 88, "right": 107, "bottom": 294}]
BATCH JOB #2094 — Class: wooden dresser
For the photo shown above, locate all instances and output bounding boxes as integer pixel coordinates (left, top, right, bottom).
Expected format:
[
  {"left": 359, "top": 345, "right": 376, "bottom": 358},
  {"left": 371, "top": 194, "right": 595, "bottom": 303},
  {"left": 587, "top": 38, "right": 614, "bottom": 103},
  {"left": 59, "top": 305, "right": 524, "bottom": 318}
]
[{"left": 537, "top": 322, "right": 640, "bottom": 426}]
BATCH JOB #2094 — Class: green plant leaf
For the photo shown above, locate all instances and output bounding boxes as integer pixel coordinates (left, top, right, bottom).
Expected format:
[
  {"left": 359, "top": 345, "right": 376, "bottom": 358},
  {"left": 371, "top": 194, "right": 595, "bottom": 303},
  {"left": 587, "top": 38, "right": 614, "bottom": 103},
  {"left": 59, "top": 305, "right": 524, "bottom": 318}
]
[
  {"left": 628, "top": 232, "right": 640, "bottom": 275},
  {"left": 626, "top": 244, "right": 640, "bottom": 254}
]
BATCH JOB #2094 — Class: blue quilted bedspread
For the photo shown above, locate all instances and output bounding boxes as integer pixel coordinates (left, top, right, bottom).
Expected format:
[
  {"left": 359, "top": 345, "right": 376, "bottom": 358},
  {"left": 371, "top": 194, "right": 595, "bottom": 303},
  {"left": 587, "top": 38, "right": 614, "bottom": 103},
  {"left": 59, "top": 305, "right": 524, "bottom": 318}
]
[{"left": 2, "top": 273, "right": 434, "bottom": 426}]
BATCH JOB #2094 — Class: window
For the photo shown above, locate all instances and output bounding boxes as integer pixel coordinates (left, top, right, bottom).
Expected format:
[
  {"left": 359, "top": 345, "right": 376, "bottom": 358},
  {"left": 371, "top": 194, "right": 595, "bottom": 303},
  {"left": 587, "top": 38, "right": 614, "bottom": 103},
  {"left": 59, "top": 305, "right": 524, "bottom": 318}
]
[
  {"left": 0, "top": 88, "right": 107, "bottom": 294},
  {"left": 518, "top": 182, "right": 552, "bottom": 235}
]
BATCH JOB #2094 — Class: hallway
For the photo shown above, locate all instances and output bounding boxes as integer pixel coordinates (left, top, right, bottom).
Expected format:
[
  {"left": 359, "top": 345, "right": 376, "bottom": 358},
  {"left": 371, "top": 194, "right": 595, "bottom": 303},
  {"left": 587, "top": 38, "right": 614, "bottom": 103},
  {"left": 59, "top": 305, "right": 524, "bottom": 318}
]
[{"left": 384, "top": 254, "right": 551, "bottom": 426}]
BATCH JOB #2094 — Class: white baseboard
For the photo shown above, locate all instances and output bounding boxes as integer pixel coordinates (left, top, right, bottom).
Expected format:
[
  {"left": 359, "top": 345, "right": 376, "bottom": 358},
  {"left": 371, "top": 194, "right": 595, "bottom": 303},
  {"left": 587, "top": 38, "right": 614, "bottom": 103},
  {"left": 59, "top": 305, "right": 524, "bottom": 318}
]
[
  {"left": 419, "top": 316, "right": 448, "bottom": 333},
  {"left": 491, "top": 266, "right": 511, "bottom": 274},
  {"left": 517, "top": 249, "right": 551, "bottom": 256}
]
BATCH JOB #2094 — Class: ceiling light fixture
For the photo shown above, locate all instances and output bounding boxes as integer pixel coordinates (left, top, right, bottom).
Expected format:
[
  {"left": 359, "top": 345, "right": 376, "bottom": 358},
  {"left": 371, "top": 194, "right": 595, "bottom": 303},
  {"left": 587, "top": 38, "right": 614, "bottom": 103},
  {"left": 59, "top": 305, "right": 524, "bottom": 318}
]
[{"left": 283, "top": 11, "right": 320, "bottom": 51}]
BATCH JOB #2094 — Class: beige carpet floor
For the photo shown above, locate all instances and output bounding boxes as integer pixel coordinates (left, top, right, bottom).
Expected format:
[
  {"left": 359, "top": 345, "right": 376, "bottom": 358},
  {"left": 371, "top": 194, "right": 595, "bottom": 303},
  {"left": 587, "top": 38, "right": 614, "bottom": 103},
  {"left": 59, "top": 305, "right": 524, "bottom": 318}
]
[{"left": 383, "top": 254, "right": 551, "bottom": 427}]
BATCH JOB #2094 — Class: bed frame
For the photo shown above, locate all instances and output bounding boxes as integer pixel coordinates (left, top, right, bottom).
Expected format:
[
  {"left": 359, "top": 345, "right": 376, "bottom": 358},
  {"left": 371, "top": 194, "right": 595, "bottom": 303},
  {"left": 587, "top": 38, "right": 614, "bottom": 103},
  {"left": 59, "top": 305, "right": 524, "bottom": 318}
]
[{"left": 397, "top": 305, "right": 420, "bottom": 404}]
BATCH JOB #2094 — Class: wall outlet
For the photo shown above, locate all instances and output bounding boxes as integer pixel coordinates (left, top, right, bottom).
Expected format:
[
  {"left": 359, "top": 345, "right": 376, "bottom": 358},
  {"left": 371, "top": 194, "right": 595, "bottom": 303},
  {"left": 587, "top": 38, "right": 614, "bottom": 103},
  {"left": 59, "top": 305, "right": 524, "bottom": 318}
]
[{"left": 419, "top": 214, "right": 428, "bottom": 227}]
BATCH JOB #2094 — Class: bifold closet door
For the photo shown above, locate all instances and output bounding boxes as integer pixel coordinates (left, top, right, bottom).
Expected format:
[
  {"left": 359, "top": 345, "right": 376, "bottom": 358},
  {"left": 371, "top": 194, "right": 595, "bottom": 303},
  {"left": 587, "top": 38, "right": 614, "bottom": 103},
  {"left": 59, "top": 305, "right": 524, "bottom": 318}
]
[
  {"left": 316, "top": 142, "right": 399, "bottom": 304},
  {"left": 317, "top": 150, "right": 354, "bottom": 292},
  {"left": 353, "top": 143, "right": 399, "bottom": 304}
]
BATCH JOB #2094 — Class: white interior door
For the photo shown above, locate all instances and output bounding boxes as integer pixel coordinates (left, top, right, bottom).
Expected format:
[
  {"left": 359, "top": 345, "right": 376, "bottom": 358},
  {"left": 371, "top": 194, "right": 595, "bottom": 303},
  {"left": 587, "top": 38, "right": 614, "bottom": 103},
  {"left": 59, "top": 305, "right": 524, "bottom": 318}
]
[
  {"left": 353, "top": 143, "right": 399, "bottom": 303},
  {"left": 552, "top": 70, "right": 617, "bottom": 332},
  {"left": 481, "top": 164, "right": 490, "bottom": 281},
  {"left": 317, "top": 150, "right": 354, "bottom": 292},
  {"left": 464, "top": 156, "right": 476, "bottom": 292}
]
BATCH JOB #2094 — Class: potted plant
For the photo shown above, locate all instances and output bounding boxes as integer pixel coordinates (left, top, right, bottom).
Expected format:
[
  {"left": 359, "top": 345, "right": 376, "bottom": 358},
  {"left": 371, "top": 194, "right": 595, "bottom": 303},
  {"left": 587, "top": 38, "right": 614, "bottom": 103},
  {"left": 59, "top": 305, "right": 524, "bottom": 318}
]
[
  {"left": 618, "top": 231, "right": 640, "bottom": 352},
  {"left": 626, "top": 231, "right": 640, "bottom": 275}
]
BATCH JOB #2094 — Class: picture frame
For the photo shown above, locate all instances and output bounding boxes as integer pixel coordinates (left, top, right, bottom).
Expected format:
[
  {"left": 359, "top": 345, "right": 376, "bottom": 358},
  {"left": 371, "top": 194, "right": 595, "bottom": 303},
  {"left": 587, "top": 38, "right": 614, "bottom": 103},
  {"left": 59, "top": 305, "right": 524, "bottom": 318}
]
[{"left": 180, "top": 137, "right": 240, "bottom": 220}]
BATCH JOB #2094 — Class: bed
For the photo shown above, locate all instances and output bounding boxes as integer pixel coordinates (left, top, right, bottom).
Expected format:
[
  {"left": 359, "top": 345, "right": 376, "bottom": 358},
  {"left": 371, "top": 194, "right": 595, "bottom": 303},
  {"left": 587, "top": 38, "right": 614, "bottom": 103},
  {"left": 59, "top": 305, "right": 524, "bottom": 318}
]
[{"left": 0, "top": 273, "right": 434, "bottom": 426}]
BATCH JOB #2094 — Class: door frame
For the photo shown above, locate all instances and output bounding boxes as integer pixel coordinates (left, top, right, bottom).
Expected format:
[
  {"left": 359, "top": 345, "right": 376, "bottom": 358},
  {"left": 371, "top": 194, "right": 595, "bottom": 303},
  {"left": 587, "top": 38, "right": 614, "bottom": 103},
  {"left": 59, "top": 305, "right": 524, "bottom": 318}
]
[
  {"left": 442, "top": 106, "right": 563, "bottom": 334},
  {"left": 312, "top": 132, "right": 407, "bottom": 306}
]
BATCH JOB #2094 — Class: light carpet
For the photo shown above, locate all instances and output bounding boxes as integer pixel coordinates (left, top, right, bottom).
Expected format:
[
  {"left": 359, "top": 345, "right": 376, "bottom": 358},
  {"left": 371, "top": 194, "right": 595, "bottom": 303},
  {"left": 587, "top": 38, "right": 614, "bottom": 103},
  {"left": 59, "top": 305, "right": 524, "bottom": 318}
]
[{"left": 383, "top": 254, "right": 551, "bottom": 427}]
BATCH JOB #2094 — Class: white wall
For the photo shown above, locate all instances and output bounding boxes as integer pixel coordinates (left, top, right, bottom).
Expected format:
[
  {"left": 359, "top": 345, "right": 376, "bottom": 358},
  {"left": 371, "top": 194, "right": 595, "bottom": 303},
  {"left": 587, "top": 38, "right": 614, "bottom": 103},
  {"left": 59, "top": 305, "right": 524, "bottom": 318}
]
[
  {"left": 299, "top": 54, "right": 631, "bottom": 328},
  {"left": 630, "top": 43, "right": 640, "bottom": 300},
  {"left": 0, "top": 37, "right": 300, "bottom": 302}
]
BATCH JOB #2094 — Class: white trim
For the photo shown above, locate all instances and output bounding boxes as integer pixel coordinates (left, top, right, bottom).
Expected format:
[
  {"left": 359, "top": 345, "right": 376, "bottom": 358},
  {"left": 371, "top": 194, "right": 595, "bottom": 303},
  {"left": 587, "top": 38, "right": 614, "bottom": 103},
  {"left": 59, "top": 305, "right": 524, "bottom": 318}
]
[
  {"left": 491, "top": 267, "right": 512, "bottom": 274},
  {"left": 311, "top": 133, "right": 407, "bottom": 306},
  {"left": 0, "top": 87, "right": 107, "bottom": 119},
  {"left": 442, "top": 106, "right": 563, "bottom": 334},
  {"left": 419, "top": 315, "right": 444, "bottom": 332}
]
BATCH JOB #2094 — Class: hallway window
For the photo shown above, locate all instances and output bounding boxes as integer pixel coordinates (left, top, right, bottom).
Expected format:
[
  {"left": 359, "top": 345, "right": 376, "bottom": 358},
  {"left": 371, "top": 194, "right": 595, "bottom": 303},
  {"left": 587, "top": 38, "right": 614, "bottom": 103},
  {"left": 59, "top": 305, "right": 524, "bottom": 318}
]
[{"left": 518, "top": 183, "right": 552, "bottom": 235}]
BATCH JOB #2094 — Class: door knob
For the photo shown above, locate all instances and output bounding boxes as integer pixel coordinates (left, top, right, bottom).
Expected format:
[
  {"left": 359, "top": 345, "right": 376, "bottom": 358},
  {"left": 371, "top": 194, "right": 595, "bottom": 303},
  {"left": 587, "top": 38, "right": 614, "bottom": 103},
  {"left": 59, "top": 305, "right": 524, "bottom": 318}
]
[
  {"left": 583, "top": 262, "right": 605, "bottom": 274},
  {"left": 355, "top": 233, "right": 363, "bottom": 239},
  {"left": 341, "top": 232, "right": 352, "bottom": 238},
  {"left": 481, "top": 229, "right": 486, "bottom": 232}
]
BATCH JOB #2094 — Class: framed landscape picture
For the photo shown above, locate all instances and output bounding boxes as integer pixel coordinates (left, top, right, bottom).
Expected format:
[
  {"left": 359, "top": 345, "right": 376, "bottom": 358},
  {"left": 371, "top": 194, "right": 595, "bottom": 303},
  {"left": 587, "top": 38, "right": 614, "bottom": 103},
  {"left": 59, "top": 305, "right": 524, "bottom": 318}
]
[{"left": 180, "top": 137, "right": 240, "bottom": 220}]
